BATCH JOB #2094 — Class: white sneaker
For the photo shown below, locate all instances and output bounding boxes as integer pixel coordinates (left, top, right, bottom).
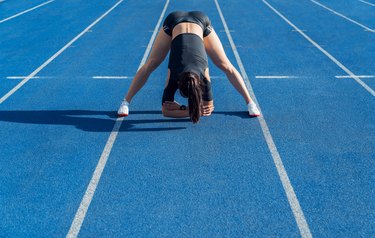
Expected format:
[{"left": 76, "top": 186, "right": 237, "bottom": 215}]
[
  {"left": 248, "top": 101, "right": 261, "bottom": 117},
  {"left": 117, "top": 100, "right": 129, "bottom": 117}
]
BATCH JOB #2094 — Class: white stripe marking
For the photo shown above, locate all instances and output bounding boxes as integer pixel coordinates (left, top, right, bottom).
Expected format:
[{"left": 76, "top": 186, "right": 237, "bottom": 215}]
[
  {"left": 66, "top": 1, "right": 170, "bottom": 237},
  {"left": 214, "top": 0, "right": 313, "bottom": 237},
  {"left": 263, "top": 0, "right": 375, "bottom": 97},
  {"left": 6, "top": 76, "right": 40, "bottom": 79},
  {"left": 336, "top": 75, "right": 375, "bottom": 79},
  {"left": 256, "top": 76, "right": 298, "bottom": 79},
  {"left": 311, "top": 0, "right": 375, "bottom": 32},
  {"left": 92, "top": 76, "right": 131, "bottom": 79},
  {"left": 359, "top": 0, "right": 375, "bottom": 7},
  {"left": 0, "top": 0, "right": 124, "bottom": 104},
  {"left": 0, "top": 0, "right": 55, "bottom": 24}
]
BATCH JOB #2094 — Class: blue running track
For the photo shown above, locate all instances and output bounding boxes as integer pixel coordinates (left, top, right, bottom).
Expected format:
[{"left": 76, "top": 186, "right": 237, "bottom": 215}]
[{"left": 0, "top": 0, "right": 374, "bottom": 237}]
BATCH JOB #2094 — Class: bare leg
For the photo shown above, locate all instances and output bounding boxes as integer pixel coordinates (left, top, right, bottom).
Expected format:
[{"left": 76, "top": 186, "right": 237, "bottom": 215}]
[
  {"left": 204, "top": 29, "right": 252, "bottom": 104},
  {"left": 124, "top": 29, "right": 171, "bottom": 102}
]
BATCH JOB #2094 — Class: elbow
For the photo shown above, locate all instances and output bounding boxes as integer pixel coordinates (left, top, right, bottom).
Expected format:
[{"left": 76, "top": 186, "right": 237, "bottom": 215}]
[{"left": 162, "top": 106, "right": 171, "bottom": 117}]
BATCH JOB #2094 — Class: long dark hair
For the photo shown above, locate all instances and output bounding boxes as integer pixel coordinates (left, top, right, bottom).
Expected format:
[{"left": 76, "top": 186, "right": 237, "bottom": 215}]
[{"left": 178, "top": 72, "right": 203, "bottom": 123}]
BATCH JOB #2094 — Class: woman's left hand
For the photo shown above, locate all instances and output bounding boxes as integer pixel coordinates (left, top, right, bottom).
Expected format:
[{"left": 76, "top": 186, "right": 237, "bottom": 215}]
[{"left": 163, "top": 101, "right": 181, "bottom": 110}]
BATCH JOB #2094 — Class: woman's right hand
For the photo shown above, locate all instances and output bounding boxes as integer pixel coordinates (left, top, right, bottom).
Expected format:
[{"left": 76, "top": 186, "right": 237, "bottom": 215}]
[{"left": 201, "top": 101, "right": 214, "bottom": 116}]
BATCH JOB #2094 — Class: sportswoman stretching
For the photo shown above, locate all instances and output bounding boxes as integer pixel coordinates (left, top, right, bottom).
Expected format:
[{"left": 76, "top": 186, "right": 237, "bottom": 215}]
[{"left": 118, "top": 11, "right": 260, "bottom": 123}]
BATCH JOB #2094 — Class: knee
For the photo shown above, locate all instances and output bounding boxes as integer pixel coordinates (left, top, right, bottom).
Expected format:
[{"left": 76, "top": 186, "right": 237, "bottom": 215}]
[
  {"left": 161, "top": 106, "right": 167, "bottom": 117},
  {"left": 144, "top": 58, "right": 159, "bottom": 72},
  {"left": 161, "top": 106, "right": 171, "bottom": 118}
]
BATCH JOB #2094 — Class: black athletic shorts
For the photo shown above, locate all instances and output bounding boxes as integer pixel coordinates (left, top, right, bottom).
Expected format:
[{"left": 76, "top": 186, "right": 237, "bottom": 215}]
[{"left": 162, "top": 11, "right": 213, "bottom": 37}]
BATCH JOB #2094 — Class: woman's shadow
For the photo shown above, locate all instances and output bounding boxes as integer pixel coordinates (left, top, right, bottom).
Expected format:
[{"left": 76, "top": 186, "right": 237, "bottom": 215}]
[
  {"left": 0, "top": 110, "right": 249, "bottom": 132},
  {"left": 0, "top": 110, "right": 190, "bottom": 132}
]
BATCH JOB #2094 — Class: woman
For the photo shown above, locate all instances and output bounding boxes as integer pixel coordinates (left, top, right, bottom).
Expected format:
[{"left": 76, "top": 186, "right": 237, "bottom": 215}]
[{"left": 118, "top": 11, "right": 260, "bottom": 123}]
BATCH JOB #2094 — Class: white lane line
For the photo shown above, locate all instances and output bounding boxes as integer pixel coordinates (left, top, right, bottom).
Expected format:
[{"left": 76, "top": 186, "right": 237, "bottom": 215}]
[
  {"left": 6, "top": 76, "right": 40, "bottom": 79},
  {"left": 310, "top": 0, "right": 375, "bottom": 33},
  {"left": 0, "top": 0, "right": 55, "bottom": 24},
  {"left": 0, "top": 0, "right": 124, "bottom": 104},
  {"left": 336, "top": 75, "right": 375, "bottom": 78},
  {"left": 92, "top": 76, "right": 131, "bottom": 79},
  {"left": 359, "top": 0, "right": 375, "bottom": 7},
  {"left": 66, "top": 1, "right": 170, "bottom": 237},
  {"left": 256, "top": 75, "right": 298, "bottom": 79},
  {"left": 214, "top": 1, "right": 313, "bottom": 237},
  {"left": 262, "top": 0, "right": 375, "bottom": 97}
]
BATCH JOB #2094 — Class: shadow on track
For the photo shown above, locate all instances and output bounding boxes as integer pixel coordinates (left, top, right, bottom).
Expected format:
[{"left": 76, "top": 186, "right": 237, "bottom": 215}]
[
  {"left": 213, "top": 111, "right": 250, "bottom": 119},
  {"left": 0, "top": 110, "right": 250, "bottom": 132},
  {"left": 0, "top": 110, "right": 190, "bottom": 132}
]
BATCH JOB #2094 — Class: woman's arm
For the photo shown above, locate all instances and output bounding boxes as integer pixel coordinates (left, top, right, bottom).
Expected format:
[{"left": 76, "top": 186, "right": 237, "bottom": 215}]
[
  {"left": 202, "top": 68, "right": 214, "bottom": 116},
  {"left": 202, "top": 100, "right": 214, "bottom": 116},
  {"left": 162, "top": 101, "right": 214, "bottom": 118},
  {"left": 162, "top": 101, "right": 189, "bottom": 118}
]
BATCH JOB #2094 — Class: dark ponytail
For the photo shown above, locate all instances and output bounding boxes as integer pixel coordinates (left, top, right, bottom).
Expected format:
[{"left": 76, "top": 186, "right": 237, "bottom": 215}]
[{"left": 178, "top": 72, "right": 202, "bottom": 123}]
